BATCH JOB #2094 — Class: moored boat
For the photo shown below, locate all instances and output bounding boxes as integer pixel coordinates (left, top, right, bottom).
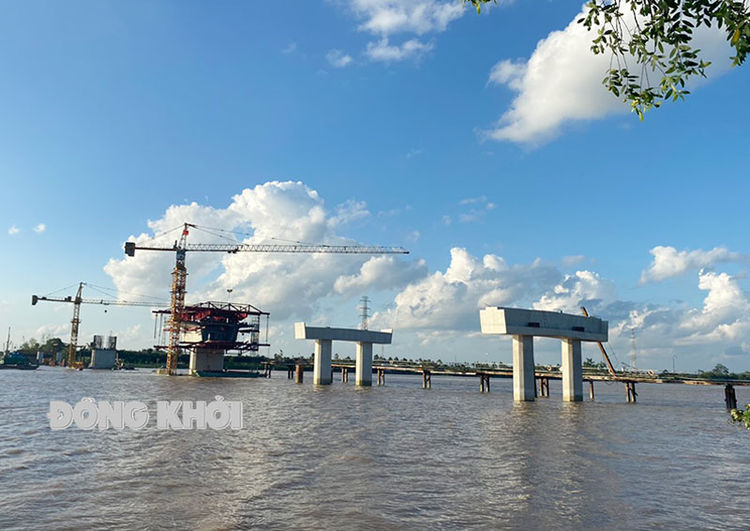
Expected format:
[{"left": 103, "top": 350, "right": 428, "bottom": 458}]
[{"left": 0, "top": 352, "right": 39, "bottom": 370}]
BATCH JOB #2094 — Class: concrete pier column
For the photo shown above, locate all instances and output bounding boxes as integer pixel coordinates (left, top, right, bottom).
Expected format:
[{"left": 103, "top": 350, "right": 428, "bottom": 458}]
[
  {"left": 512, "top": 335, "right": 535, "bottom": 402},
  {"left": 189, "top": 349, "right": 224, "bottom": 376},
  {"left": 355, "top": 342, "right": 373, "bottom": 387},
  {"left": 313, "top": 339, "right": 333, "bottom": 385},
  {"left": 561, "top": 339, "right": 583, "bottom": 402}
]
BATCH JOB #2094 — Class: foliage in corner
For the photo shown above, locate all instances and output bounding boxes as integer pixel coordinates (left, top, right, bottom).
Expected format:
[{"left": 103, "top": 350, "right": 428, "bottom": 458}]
[
  {"left": 464, "top": 0, "right": 750, "bottom": 118},
  {"left": 731, "top": 405, "right": 750, "bottom": 429}
]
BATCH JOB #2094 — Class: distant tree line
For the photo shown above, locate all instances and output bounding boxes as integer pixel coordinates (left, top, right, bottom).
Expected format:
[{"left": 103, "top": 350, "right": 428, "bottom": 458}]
[{"left": 12, "top": 337, "right": 750, "bottom": 379}]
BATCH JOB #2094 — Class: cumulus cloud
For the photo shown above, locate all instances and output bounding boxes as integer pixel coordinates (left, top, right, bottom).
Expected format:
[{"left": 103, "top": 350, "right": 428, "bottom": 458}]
[
  {"left": 105, "top": 181, "right": 414, "bottom": 322},
  {"left": 326, "top": 49, "right": 354, "bottom": 67},
  {"left": 372, "top": 248, "right": 560, "bottom": 330},
  {"left": 8, "top": 225, "right": 19, "bottom": 236},
  {"left": 366, "top": 38, "right": 433, "bottom": 62},
  {"left": 406, "top": 230, "right": 420, "bottom": 242},
  {"left": 103, "top": 190, "right": 750, "bottom": 371},
  {"left": 35, "top": 323, "right": 70, "bottom": 338},
  {"left": 459, "top": 196, "right": 488, "bottom": 206},
  {"left": 34, "top": 223, "right": 46, "bottom": 233},
  {"left": 601, "top": 269, "right": 750, "bottom": 368},
  {"left": 534, "top": 270, "right": 617, "bottom": 314},
  {"left": 334, "top": 255, "right": 428, "bottom": 296},
  {"left": 342, "top": 0, "right": 465, "bottom": 62},
  {"left": 678, "top": 270, "right": 750, "bottom": 343},
  {"left": 350, "top": 0, "right": 464, "bottom": 35},
  {"left": 486, "top": 4, "right": 734, "bottom": 144},
  {"left": 369, "top": 243, "right": 750, "bottom": 370},
  {"left": 640, "top": 245, "right": 745, "bottom": 283},
  {"left": 456, "top": 195, "right": 495, "bottom": 223}
]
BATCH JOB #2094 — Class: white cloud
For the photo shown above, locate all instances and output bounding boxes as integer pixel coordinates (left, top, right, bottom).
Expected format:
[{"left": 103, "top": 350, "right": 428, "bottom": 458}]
[
  {"left": 341, "top": 0, "right": 465, "bottom": 62},
  {"left": 326, "top": 49, "right": 354, "bottom": 67},
  {"left": 534, "top": 270, "right": 617, "bottom": 314},
  {"left": 530, "top": 266, "right": 750, "bottom": 370},
  {"left": 457, "top": 195, "right": 495, "bottom": 223},
  {"left": 34, "top": 223, "right": 46, "bottom": 233},
  {"left": 350, "top": 0, "right": 464, "bottom": 35},
  {"left": 678, "top": 270, "right": 750, "bottom": 342},
  {"left": 366, "top": 243, "right": 750, "bottom": 371},
  {"left": 459, "top": 195, "right": 487, "bottom": 206},
  {"left": 34, "top": 323, "right": 70, "bottom": 338},
  {"left": 372, "top": 248, "right": 560, "bottom": 330},
  {"left": 488, "top": 59, "right": 526, "bottom": 90},
  {"left": 365, "top": 38, "right": 433, "bottom": 62},
  {"left": 102, "top": 191, "right": 750, "bottom": 372},
  {"left": 486, "top": 5, "right": 734, "bottom": 144},
  {"left": 329, "top": 198, "right": 370, "bottom": 227},
  {"left": 282, "top": 42, "right": 297, "bottom": 54},
  {"left": 334, "top": 255, "right": 428, "bottom": 296},
  {"left": 8, "top": 225, "right": 19, "bottom": 236},
  {"left": 105, "top": 181, "right": 414, "bottom": 323},
  {"left": 640, "top": 245, "right": 745, "bottom": 283}
]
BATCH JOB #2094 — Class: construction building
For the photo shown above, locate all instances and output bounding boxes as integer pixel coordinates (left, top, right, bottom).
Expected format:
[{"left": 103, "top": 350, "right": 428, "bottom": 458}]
[
  {"left": 153, "top": 301, "right": 269, "bottom": 376},
  {"left": 89, "top": 335, "right": 118, "bottom": 369}
]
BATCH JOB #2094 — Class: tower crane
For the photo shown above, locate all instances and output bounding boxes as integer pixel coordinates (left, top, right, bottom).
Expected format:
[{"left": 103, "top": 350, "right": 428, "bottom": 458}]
[
  {"left": 32, "top": 282, "right": 165, "bottom": 367},
  {"left": 124, "top": 222, "right": 409, "bottom": 375}
]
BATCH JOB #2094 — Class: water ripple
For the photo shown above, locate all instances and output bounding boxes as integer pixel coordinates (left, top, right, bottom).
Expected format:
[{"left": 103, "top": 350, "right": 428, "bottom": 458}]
[{"left": 1, "top": 369, "right": 749, "bottom": 529}]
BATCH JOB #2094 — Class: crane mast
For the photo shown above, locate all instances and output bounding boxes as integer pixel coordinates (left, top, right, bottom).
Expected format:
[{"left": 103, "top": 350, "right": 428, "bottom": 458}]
[
  {"left": 166, "top": 227, "right": 190, "bottom": 376},
  {"left": 125, "top": 222, "right": 409, "bottom": 375},
  {"left": 68, "top": 282, "right": 83, "bottom": 367}
]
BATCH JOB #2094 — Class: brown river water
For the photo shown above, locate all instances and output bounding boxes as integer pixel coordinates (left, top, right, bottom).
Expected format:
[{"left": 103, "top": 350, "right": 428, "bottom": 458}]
[{"left": 1, "top": 367, "right": 749, "bottom": 530}]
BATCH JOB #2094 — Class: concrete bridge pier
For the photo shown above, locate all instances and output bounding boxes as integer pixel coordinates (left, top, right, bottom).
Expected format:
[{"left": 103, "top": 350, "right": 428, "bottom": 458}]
[
  {"left": 189, "top": 349, "right": 224, "bottom": 375},
  {"left": 355, "top": 342, "right": 373, "bottom": 386},
  {"left": 313, "top": 339, "right": 333, "bottom": 385},
  {"left": 561, "top": 338, "right": 583, "bottom": 402},
  {"left": 295, "top": 323, "right": 392, "bottom": 387},
  {"left": 513, "top": 335, "right": 536, "bottom": 402},
  {"left": 481, "top": 307, "right": 608, "bottom": 403}
]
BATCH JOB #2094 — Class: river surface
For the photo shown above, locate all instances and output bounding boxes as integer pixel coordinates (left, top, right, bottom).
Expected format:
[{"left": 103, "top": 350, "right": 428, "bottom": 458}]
[{"left": 2, "top": 367, "right": 749, "bottom": 530}]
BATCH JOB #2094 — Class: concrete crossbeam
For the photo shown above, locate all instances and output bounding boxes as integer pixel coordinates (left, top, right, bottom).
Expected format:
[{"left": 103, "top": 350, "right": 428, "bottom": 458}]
[
  {"left": 480, "top": 307, "right": 607, "bottom": 342},
  {"left": 294, "top": 323, "right": 393, "bottom": 344}
]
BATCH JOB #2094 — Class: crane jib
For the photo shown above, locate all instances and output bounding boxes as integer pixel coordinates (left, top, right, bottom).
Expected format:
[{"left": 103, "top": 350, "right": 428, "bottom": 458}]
[{"left": 124, "top": 242, "right": 409, "bottom": 255}]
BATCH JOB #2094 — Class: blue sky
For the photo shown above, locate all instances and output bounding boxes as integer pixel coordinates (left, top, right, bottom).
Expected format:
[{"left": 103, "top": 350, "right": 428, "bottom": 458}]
[{"left": 1, "top": 1, "right": 749, "bottom": 371}]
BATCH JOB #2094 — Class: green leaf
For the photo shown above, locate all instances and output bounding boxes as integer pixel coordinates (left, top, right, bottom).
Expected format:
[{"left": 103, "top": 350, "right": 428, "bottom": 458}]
[{"left": 731, "top": 28, "right": 741, "bottom": 45}]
